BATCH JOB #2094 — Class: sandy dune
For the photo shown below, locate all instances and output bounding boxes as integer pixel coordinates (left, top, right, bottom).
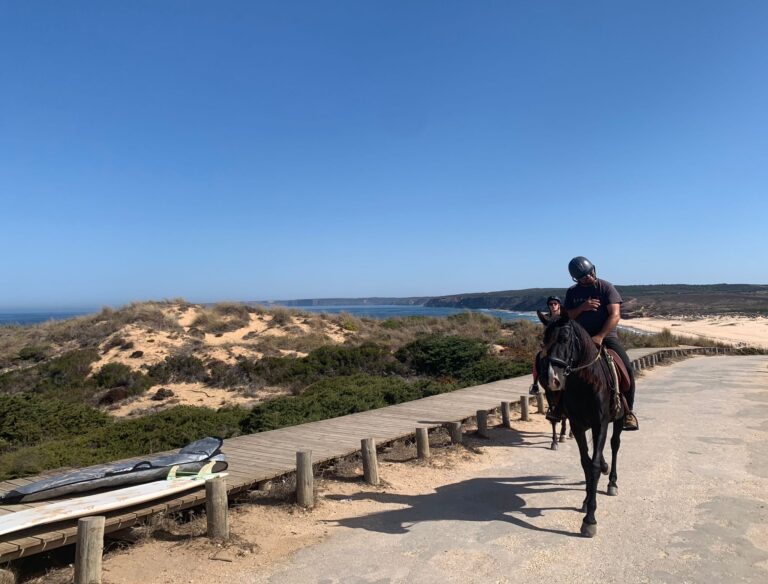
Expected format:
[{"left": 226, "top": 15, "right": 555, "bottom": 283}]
[{"left": 625, "top": 315, "right": 768, "bottom": 348}]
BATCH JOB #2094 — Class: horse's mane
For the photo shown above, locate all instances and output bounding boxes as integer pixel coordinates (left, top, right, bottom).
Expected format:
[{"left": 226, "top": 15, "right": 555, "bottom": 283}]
[{"left": 546, "top": 316, "right": 611, "bottom": 393}]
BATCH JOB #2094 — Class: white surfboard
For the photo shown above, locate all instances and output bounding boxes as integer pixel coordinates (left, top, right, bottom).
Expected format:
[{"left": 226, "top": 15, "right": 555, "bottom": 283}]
[{"left": 0, "top": 464, "right": 227, "bottom": 538}]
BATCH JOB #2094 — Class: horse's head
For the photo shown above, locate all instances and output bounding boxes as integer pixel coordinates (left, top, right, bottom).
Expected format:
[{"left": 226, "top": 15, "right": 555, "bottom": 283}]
[{"left": 536, "top": 314, "right": 593, "bottom": 392}]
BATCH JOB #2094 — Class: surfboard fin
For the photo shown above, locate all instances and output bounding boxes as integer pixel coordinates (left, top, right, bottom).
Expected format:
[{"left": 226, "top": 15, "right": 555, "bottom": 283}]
[
  {"left": 197, "top": 461, "right": 215, "bottom": 477},
  {"left": 167, "top": 465, "right": 179, "bottom": 480}
]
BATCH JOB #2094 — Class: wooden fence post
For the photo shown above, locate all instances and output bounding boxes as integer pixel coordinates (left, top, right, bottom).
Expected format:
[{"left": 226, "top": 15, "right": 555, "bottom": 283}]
[
  {"left": 536, "top": 392, "right": 545, "bottom": 414},
  {"left": 416, "top": 427, "right": 430, "bottom": 459},
  {"left": 361, "top": 438, "right": 380, "bottom": 485},
  {"left": 447, "top": 421, "right": 462, "bottom": 444},
  {"left": 476, "top": 410, "right": 488, "bottom": 437},
  {"left": 501, "top": 401, "right": 511, "bottom": 428},
  {"left": 205, "top": 476, "right": 229, "bottom": 540},
  {"left": 296, "top": 450, "right": 314, "bottom": 508},
  {"left": 520, "top": 396, "right": 529, "bottom": 421},
  {"left": 74, "top": 516, "right": 105, "bottom": 584}
]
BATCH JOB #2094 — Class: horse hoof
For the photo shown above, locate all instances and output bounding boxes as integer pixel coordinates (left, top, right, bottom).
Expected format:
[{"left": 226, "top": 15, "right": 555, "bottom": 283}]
[
  {"left": 607, "top": 485, "right": 618, "bottom": 496},
  {"left": 581, "top": 521, "right": 597, "bottom": 538},
  {"left": 550, "top": 442, "right": 558, "bottom": 451},
  {"left": 559, "top": 436, "right": 566, "bottom": 443}
]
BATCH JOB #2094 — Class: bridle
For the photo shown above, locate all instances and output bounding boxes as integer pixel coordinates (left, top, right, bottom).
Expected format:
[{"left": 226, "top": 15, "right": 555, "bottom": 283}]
[{"left": 544, "top": 321, "right": 603, "bottom": 377}]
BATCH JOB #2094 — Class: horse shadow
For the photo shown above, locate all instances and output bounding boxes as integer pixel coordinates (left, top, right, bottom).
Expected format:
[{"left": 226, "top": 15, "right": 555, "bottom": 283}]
[{"left": 324, "top": 475, "right": 584, "bottom": 538}]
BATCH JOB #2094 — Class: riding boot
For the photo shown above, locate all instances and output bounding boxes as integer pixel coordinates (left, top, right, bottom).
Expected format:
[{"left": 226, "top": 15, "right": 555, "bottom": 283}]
[
  {"left": 623, "top": 411, "right": 639, "bottom": 431},
  {"left": 529, "top": 382, "right": 540, "bottom": 395}
]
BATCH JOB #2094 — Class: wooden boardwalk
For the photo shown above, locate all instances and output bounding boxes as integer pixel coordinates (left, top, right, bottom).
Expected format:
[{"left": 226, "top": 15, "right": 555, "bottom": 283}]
[{"left": 0, "top": 347, "right": 722, "bottom": 561}]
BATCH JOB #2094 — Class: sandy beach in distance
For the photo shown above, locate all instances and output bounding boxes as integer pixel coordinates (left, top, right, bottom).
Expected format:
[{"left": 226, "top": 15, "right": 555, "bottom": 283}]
[{"left": 625, "top": 315, "right": 768, "bottom": 349}]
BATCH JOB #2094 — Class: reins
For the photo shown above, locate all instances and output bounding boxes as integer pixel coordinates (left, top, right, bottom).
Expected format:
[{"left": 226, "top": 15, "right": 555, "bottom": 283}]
[{"left": 545, "top": 322, "right": 603, "bottom": 377}]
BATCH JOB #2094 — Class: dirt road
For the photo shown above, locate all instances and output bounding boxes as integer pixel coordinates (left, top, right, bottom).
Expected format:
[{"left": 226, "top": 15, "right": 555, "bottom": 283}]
[{"left": 245, "top": 355, "right": 768, "bottom": 584}]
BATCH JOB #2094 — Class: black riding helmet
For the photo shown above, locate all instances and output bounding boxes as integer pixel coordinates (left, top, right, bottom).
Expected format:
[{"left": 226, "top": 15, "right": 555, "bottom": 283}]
[
  {"left": 568, "top": 256, "right": 595, "bottom": 280},
  {"left": 547, "top": 296, "right": 561, "bottom": 305}
]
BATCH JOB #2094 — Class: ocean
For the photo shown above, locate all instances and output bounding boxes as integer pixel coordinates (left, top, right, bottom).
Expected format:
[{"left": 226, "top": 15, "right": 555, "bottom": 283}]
[
  {"left": 0, "top": 305, "right": 539, "bottom": 326},
  {"left": 0, "top": 310, "right": 97, "bottom": 326},
  {"left": 278, "top": 304, "right": 540, "bottom": 323}
]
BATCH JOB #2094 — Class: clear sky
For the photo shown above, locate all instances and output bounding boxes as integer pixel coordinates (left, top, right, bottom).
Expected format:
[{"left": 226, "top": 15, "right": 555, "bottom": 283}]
[{"left": 1, "top": 1, "right": 767, "bottom": 308}]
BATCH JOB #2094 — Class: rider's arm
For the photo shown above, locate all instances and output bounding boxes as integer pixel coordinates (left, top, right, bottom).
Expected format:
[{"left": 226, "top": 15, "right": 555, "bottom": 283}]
[
  {"left": 567, "top": 299, "right": 599, "bottom": 320},
  {"left": 593, "top": 303, "right": 621, "bottom": 345}
]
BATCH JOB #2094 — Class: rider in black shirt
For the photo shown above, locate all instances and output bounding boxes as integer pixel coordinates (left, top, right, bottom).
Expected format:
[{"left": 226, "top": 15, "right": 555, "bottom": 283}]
[{"left": 564, "top": 256, "right": 639, "bottom": 431}]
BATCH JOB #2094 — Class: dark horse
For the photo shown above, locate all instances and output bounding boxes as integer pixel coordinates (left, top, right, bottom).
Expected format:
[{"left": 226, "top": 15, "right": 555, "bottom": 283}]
[{"left": 536, "top": 315, "right": 623, "bottom": 537}]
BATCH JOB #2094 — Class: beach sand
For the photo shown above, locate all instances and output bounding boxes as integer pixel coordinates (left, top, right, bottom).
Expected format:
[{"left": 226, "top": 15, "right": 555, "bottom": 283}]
[{"left": 625, "top": 315, "right": 768, "bottom": 349}]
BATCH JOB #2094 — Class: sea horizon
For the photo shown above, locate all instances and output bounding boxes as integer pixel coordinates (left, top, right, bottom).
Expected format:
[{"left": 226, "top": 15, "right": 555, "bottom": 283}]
[{"left": 0, "top": 304, "right": 540, "bottom": 326}]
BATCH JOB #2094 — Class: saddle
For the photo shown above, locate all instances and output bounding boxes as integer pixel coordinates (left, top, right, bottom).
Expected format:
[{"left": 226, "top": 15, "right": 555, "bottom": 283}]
[
  {"left": 604, "top": 348, "right": 631, "bottom": 394},
  {"left": 604, "top": 348, "right": 631, "bottom": 420}
]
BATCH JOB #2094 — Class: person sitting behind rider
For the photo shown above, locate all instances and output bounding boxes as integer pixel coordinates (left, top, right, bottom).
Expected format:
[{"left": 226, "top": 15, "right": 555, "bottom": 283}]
[
  {"left": 529, "top": 296, "right": 562, "bottom": 395},
  {"left": 563, "top": 256, "right": 639, "bottom": 431},
  {"left": 537, "top": 295, "right": 562, "bottom": 326}
]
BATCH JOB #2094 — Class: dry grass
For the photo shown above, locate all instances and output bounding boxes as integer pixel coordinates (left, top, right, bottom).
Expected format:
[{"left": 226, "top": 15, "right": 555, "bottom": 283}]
[{"left": 190, "top": 303, "right": 253, "bottom": 334}]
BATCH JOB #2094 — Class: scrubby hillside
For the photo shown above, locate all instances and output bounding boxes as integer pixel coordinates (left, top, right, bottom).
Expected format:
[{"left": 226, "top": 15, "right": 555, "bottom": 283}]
[
  {"left": 0, "top": 301, "right": 535, "bottom": 479},
  {"left": 0, "top": 300, "right": 738, "bottom": 480}
]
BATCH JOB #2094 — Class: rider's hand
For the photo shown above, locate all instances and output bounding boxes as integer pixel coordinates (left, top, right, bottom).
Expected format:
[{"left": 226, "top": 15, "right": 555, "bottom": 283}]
[{"left": 581, "top": 298, "right": 600, "bottom": 312}]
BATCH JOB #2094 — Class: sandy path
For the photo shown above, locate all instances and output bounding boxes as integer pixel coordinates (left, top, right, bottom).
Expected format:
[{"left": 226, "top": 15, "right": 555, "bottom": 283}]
[
  {"left": 247, "top": 355, "right": 768, "bottom": 584},
  {"left": 88, "top": 354, "right": 768, "bottom": 584}
]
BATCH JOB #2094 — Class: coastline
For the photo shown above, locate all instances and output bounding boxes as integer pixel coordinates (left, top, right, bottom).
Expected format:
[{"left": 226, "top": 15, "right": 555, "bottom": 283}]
[{"left": 624, "top": 315, "right": 768, "bottom": 349}]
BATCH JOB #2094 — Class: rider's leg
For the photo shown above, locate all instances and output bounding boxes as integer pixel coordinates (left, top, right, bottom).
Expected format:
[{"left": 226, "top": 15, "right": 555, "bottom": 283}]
[
  {"left": 530, "top": 357, "right": 540, "bottom": 394},
  {"left": 602, "top": 336, "right": 638, "bottom": 431}
]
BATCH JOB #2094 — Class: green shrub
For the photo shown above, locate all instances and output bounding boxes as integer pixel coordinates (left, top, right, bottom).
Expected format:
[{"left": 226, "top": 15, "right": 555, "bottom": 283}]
[
  {"left": 0, "top": 394, "right": 109, "bottom": 449},
  {"left": 396, "top": 335, "right": 489, "bottom": 377},
  {"left": 241, "top": 375, "right": 422, "bottom": 432},
  {"left": 17, "top": 345, "right": 50, "bottom": 362},
  {"left": 0, "top": 366, "right": 42, "bottom": 395},
  {"left": 458, "top": 357, "right": 529, "bottom": 384},
  {"left": 209, "top": 344, "right": 400, "bottom": 389},
  {"left": 208, "top": 358, "right": 265, "bottom": 388},
  {"left": 147, "top": 355, "right": 208, "bottom": 383},
  {"left": 93, "top": 363, "right": 152, "bottom": 398},
  {"left": 0, "top": 405, "right": 249, "bottom": 480}
]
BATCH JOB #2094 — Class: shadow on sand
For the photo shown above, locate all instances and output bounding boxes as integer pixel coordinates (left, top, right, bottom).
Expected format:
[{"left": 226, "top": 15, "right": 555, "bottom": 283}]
[{"left": 324, "top": 474, "right": 584, "bottom": 538}]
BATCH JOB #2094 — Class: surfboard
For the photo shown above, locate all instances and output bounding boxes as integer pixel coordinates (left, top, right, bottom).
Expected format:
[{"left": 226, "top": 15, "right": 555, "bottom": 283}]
[{"left": 0, "top": 464, "right": 227, "bottom": 538}]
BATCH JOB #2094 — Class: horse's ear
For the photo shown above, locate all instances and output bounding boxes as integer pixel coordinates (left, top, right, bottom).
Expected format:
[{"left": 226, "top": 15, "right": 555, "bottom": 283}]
[{"left": 536, "top": 310, "right": 550, "bottom": 325}]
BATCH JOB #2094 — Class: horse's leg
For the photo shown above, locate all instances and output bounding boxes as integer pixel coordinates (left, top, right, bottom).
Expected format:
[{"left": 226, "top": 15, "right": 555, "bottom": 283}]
[
  {"left": 600, "top": 453, "right": 609, "bottom": 475},
  {"left": 571, "top": 428, "right": 591, "bottom": 512},
  {"left": 581, "top": 422, "right": 609, "bottom": 538},
  {"left": 607, "top": 420, "right": 622, "bottom": 496},
  {"left": 550, "top": 420, "right": 558, "bottom": 450},
  {"left": 559, "top": 419, "right": 567, "bottom": 442}
]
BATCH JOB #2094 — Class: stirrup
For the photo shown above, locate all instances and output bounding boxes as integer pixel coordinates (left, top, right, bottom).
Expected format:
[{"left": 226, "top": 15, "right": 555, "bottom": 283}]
[
  {"left": 529, "top": 383, "right": 540, "bottom": 395},
  {"left": 623, "top": 412, "right": 639, "bottom": 431}
]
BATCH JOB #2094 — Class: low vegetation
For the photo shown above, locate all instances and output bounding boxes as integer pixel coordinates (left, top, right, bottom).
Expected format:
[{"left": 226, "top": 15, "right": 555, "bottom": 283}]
[{"left": 0, "top": 300, "right": 754, "bottom": 480}]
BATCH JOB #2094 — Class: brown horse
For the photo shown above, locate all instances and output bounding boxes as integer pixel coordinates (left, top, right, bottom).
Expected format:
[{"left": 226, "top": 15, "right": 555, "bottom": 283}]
[{"left": 536, "top": 315, "right": 623, "bottom": 537}]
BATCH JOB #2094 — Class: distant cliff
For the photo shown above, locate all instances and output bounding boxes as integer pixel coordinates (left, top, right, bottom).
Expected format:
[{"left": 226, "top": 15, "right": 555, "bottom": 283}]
[
  {"left": 257, "top": 297, "right": 432, "bottom": 307},
  {"left": 265, "top": 284, "right": 768, "bottom": 317},
  {"left": 426, "top": 284, "right": 768, "bottom": 316},
  {"left": 425, "top": 288, "right": 564, "bottom": 311}
]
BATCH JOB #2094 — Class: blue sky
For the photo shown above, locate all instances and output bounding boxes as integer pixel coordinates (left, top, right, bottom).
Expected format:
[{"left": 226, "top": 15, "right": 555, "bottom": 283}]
[{"left": 1, "top": 1, "right": 767, "bottom": 308}]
